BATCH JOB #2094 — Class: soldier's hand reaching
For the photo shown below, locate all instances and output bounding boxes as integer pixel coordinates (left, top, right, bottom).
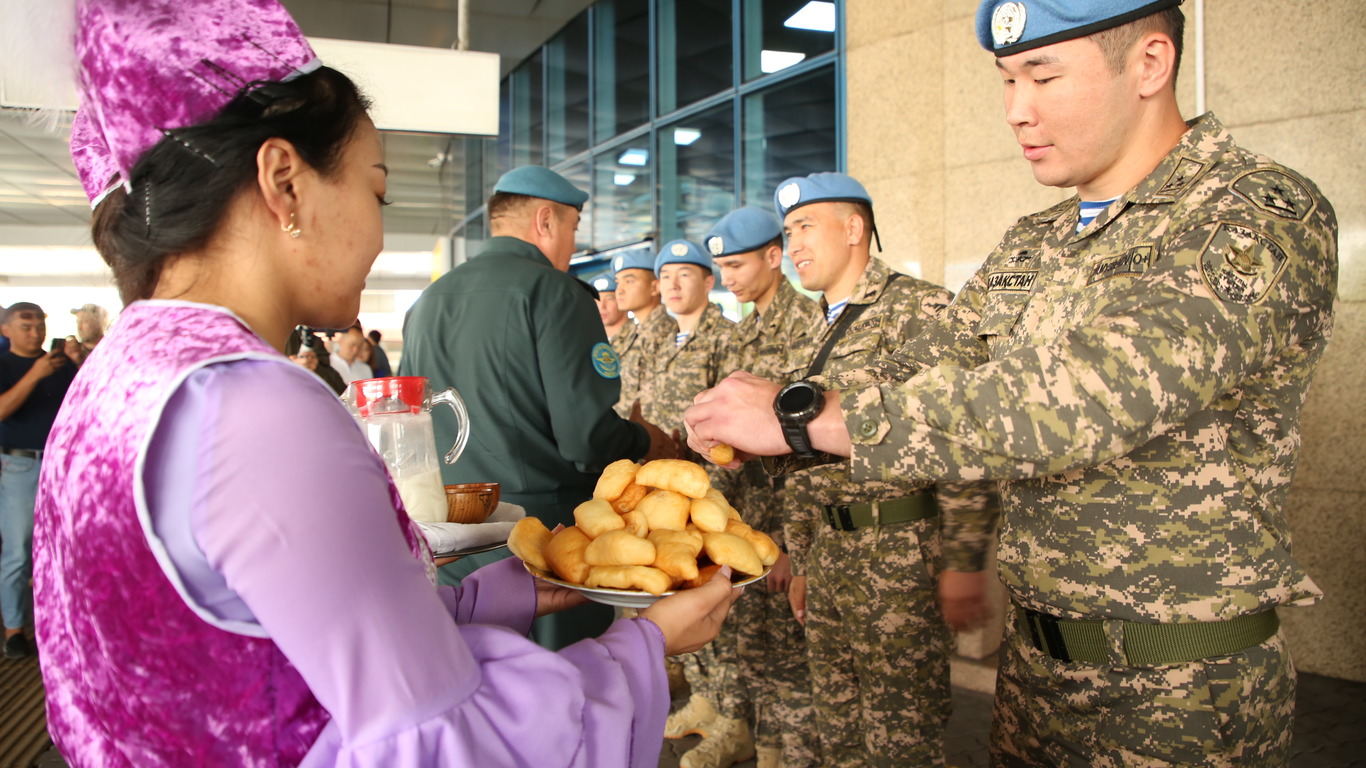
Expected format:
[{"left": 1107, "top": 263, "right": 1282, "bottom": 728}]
[{"left": 684, "top": 372, "right": 788, "bottom": 462}]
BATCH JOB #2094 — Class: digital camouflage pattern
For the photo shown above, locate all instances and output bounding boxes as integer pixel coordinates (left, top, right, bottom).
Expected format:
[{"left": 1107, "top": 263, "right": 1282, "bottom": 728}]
[
  {"left": 836, "top": 114, "right": 1336, "bottom": 763},
  {"left": 721, "top": 279, "right": 823, "bottom": 764},
  {"left": 778, "top": 256, "right": 999, "bottom": 767},
  {"left": 635, "top": 302, "right": 746, "bottom": 721},
  {"left": 611, "top": 306, "right": 678, "bottom": 418},
  {"left": 991, "top": 621, "right": 1296, "bottom": 767}
]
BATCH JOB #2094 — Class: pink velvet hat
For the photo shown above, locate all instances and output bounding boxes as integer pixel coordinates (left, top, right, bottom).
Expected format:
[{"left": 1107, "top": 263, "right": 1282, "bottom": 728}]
[{"left": 73, "top": 0, "right": 320, "bottom": 204}]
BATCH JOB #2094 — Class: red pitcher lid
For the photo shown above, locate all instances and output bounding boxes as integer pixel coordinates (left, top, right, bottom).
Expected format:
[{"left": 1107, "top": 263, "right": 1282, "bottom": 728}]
[{"left": 350, "top": 376, "right": 427, "bottom": 416}]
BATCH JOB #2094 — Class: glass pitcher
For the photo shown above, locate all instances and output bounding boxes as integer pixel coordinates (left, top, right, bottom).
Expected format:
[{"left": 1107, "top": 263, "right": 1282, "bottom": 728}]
[{"left": 341, "top": 376, "right": 470, "bottom": 524}]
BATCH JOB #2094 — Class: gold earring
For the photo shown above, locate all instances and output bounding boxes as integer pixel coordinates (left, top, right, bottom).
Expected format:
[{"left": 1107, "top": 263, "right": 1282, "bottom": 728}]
[{"left": 282, "top": 212, "right": 301, "bottom": 239}]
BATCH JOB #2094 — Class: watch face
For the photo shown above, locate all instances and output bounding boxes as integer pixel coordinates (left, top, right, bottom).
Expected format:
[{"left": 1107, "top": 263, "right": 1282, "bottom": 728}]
[{"left": 778, "top": 383, "right": 817, "bottom": 414}]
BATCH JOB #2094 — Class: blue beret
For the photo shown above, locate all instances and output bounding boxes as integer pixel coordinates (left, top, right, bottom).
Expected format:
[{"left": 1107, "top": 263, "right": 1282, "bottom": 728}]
[
  {"left": 591, "top": 273, "right": 618, "bottom": 293},
  {"left": 977, "top": 0, "right": 1182, "bottom": 57},
  {"left": 703, "top": 207, "right": 783, "bottom": 258},
  {"left": 612, "top": 250, "right": 656, "bottom": 274},
  {"left": 493, "top": 166, "right": 590, "bottom": 210},
  {"left": 653, "top": 240, "right": 712, "bottom": 276},
  {"left": 774, "top": 172, "right": 873, "bottom": 219}
]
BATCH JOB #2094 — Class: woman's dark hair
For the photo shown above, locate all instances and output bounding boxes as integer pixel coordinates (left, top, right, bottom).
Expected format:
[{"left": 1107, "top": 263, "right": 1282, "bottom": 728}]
[{"left": 91, "top": 66, "right": 372, "bottom": 304}]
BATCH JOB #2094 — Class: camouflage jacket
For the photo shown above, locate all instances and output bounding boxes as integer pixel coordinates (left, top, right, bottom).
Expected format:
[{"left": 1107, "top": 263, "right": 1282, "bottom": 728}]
[
  {"left": 643, "top": 302, "right": 736, "bottom": 435},
  {"left": 777, "top": 257, "right": 1000, "bottom": 575},
  {"left": 721, "top": 279, "right": 823, "bottom": 543},
  {"left": 840, "top": 113, "right": 1337, "bottom": 622},
  {"left": 613, "top": 305, "right": 678, "bottom": 418}
]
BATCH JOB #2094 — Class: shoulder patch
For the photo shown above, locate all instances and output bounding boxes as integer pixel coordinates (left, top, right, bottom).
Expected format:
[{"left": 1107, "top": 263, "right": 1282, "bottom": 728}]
[
  {"left": 919, "top": 290, "right": 952, "bottom": 317},
  {"left": 1197, "top": 223, "right": 1289, "bottom": 305},
  {"left": 591, "top": 342, "right": 621, "bottom": 379},
  {"left": 1230, "top": 169, "right": 1316, "bottom": 221}
]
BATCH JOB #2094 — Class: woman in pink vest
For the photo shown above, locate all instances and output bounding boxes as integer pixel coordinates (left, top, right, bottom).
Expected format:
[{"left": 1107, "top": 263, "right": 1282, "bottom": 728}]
[{"left": 30, "top": 2, "right": 737, "bottom": 766}]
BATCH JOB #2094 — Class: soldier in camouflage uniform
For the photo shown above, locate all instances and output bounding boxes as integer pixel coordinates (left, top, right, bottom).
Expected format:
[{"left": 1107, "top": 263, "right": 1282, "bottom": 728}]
[
  {"left": 706, "top": 207, "right": 824, "bottom": 768},
  {"left": 685, "top": 3, "right": 1337, "bottom": 766},
  {"left": 611, "top": 249, "right": 679, "bottom": 419},
  {"left": 769, "top": 173, "right": 999, "bottom": 768},
  {"left": 643, "top": 239, "right": 750, "bottom": 768}
]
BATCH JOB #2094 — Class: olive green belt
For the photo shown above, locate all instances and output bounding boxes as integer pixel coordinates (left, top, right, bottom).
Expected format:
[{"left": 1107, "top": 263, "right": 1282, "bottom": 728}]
[
  {"left": 1015, "top": 605, "right": 1280, "bottom": 667},
  {"left": 820, "top": 493, "right": 939, "bottom": 532}
]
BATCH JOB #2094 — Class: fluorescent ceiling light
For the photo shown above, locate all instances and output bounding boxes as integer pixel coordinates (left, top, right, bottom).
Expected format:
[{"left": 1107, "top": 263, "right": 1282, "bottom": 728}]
[
  {"left": 673, "top": 128, "right": 702, "bottom": 145},
  {"left": 760, "top": 50, "right": 806, "bottom": 73},
  {"left": 618, "top": 148, "right": 649, "bottom": 166},
  {"left": 614, "top": 173, "right": 637, "bottom": 186},
  {"left": 784, "top": 1, "right": 835, "bottom": 33}
]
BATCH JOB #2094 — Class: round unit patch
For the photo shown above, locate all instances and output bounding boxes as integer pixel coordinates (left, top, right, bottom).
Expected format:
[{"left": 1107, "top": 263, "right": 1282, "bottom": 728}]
[
  {"left": 670, "top": 242, "right": 689, "bottom": 257},
  {"left": 707, "top": 236, "right": 725, "bottom": 256},
  {"left": 777, "top": 182, "right": 801, "bottom": 211},
  {"left": 992, "top": 2, "right": 1026, "bottom": 47},
  {"left": 591, "top": 342, "right": 621, "bottom": 379},
  {"left": 593, "top": 277, "right": 611, "bottom": 291},
  {"left": 613, "top": 255, "right": 625, "bottom": 271}
]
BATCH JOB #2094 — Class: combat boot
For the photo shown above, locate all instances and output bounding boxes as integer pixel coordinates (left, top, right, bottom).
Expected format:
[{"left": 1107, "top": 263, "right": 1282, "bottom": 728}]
[
  {"left": 664, "top": 694, "right": 717, "bottom": 739},
  {"left": 678, "top": 715, "right": 756, "bottom": 768},
  {"left": 755, "top": 745, "right": 783, "bottom": 768}
]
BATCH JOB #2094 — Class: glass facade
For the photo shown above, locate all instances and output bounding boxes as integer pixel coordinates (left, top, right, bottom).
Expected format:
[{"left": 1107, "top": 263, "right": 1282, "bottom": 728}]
[{"left": 453, "top": 0, "right": 844, "bottom": 279}]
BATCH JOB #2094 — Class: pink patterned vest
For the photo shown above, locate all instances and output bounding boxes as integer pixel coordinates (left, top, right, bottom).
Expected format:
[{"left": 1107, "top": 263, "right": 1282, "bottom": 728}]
[{"left": 35, "top": 302, "right": 428, "bottom": 767}]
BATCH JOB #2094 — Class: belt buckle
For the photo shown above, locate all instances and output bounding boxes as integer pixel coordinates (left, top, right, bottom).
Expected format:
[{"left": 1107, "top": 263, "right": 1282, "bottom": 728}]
[
  {"left": 1025, "top": 609, "right": 1072, "bottom": 663},
  {"left": 826, "top": 504, "right": 855, "bottom": 531}
]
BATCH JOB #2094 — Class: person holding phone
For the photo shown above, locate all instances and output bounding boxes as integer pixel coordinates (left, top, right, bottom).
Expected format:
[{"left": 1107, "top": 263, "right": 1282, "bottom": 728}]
[{"left": 0, "top": 302, "right": 76, "bottom": 659}]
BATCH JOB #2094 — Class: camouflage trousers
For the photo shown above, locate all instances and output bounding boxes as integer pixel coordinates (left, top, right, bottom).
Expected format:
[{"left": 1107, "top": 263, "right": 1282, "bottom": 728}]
[
  {"left": 680, "top": 613, "right": 746, "bottom": 720},
  {"left": 732, "top": 564, "right": 820, "bottom": 766},
  {"left": 805, "top": 517, "right": 951, "bottom": 767},
  {"left": 990, "top": 618, "right": 1296, "bottom": 767}
]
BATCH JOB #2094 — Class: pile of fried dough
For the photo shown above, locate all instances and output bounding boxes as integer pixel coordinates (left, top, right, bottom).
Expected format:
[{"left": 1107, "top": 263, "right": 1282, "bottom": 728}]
[{"left": 508, "top": 458, "right": 778, "bottom": 595}]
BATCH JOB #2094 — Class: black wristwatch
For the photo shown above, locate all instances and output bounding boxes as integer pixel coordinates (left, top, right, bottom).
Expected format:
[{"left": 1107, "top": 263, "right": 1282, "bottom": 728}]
[{"left": 773, "top": 379, "right": 825, "bottom": 457}]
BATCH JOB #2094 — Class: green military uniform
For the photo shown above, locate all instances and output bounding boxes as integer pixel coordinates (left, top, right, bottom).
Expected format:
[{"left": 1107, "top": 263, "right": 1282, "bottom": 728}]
[
  {"left": 777, "top": 256, "right": 998, "bottom": 767},
  {"left": 612, "top": 307, "right": 678, "bottom": 419},
  {"left": 399, "top": 235, "right": 649, "bottom": 648},
  {"left": 720, "top": 279, "right": 824, "bottom": 766},
  {"left": 838, "top": 115, "right": 1336, "bottom": 766}
]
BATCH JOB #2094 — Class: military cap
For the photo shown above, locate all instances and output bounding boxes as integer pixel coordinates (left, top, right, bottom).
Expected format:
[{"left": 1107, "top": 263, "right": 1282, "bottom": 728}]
[
  {"left": 653, "top": 240, "right": 712, "bottom": 276},
  {"left": 493, "top": 166, "right": 590, "bottom": 210},
  {"left": 703, "top": 207, "right": 783, "bottom": 258},
  {"left": 612, "top": 249, "right": 657, "bottom": 275},
  {"left": 977, "top": 0, "right": 1182, "bottom": 57},
  {"left": 592, "top": 273, "right": 618, "bottom": 293},
  {"left": 774, "top": 172, "right": 873, "bottom": 219}
]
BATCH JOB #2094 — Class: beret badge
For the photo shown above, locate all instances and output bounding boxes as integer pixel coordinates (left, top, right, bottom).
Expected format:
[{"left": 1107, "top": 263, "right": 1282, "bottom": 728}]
[
  {"left": 992, "top": 2, "right": 1027, "bottom": 47},
  {"left": 707, "top": 237, "right": 725, "bottom": 256},
  {"left": 777, "top": 183, "right": 801, "bottom": 211},
  {"left": 671, "top": 242, "right": 690, "bottom": 257}
]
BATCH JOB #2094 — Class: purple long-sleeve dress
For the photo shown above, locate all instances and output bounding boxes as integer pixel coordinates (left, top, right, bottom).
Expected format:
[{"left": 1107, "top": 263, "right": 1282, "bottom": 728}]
[{"left": 35, "top": 301, "right": 669, "bottom": 767}]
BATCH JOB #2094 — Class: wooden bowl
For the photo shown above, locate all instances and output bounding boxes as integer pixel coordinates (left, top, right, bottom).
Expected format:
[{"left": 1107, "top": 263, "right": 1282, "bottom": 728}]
[{"left": 444, "top": 482, "right": 500, "bottom": 524}]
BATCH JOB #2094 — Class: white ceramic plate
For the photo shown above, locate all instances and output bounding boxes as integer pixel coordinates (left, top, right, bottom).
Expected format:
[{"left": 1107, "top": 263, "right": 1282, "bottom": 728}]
[{"left": 524, "top": 562, "right": 770, "bottom": 608}]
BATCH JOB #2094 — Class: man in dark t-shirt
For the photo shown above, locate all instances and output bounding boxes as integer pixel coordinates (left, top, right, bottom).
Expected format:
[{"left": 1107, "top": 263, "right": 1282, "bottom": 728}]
[{"left": 0, "top": 302, "right": 77, "bottom": 659}]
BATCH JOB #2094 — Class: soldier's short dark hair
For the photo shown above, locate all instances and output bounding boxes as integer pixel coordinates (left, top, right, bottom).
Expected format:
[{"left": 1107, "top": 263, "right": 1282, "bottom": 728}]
[{"left": 1090, "top": 8, "right": 1185, "bottom": 82}]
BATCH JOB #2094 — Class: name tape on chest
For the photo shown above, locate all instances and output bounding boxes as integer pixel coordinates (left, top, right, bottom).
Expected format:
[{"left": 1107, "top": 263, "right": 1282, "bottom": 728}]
[
  {"left": 1197, "top": 223, "right": 1289, "bottom": 305},
  {"left": 987, "top": 270, "right": 1038, "bottom": 293},
  {"left": 1087, "top": 246, "right": 1154, "bottom": 285}
]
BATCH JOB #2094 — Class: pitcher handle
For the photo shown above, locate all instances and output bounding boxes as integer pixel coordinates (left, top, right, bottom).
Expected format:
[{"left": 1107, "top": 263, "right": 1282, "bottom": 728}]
[{"left": 430, "top": 387, "right": 470, "bottom": 465}]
